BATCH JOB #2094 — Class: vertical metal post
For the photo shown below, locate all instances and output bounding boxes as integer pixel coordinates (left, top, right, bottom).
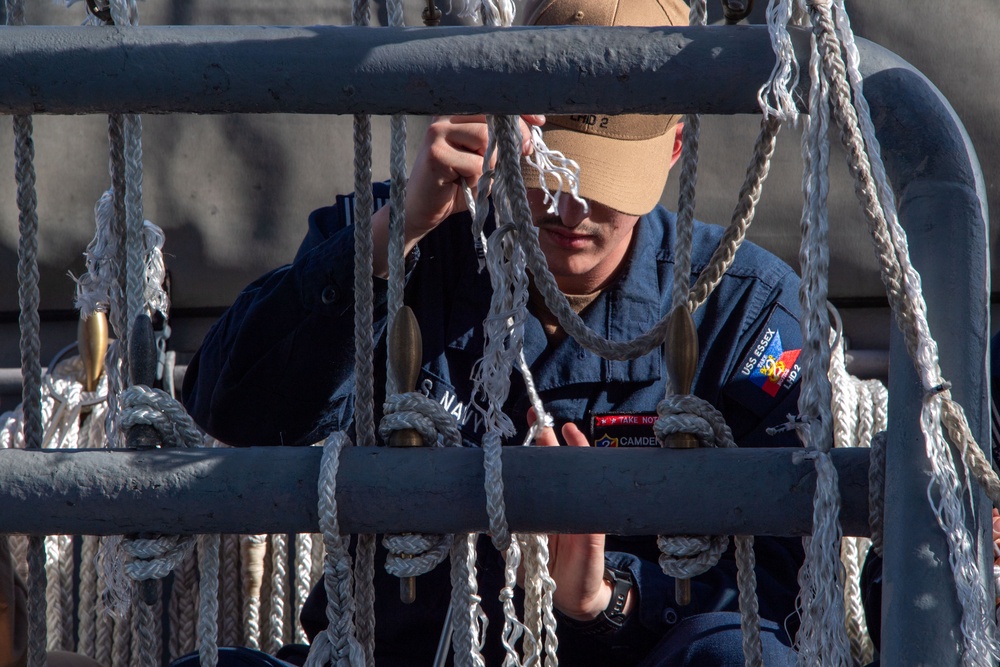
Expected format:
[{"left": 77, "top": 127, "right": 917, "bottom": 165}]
[{"left": 868, "top": 49, "right": 992, "bottom": 666}]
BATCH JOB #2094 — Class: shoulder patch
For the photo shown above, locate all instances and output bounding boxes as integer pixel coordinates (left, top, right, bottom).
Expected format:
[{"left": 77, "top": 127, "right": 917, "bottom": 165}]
[
  {"left": 722, "top": 304, "right": 802, "bottom": 418},
  {"left": 589, "top": 413, "right": 659, "bottom": 448}
]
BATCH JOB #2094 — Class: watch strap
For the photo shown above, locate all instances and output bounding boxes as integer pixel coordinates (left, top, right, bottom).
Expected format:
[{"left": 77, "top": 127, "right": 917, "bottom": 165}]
[{"left": 558, "top": 565, "right": 633, "bottom": 636}]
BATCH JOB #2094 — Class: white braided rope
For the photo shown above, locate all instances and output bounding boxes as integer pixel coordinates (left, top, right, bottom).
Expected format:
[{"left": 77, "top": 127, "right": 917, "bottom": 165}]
[
  {"left": 8, "top": 3, "right": 47, "bottom": 661},
  {"left": 0, "top": 357, "right": 103, "bottom": 656},
  {"left": 168, "top": 546, "right": 199, "bottom": 661},
  {"left": 110, "top": 601, "right": 131, "bottom": 667},
  {"left": 734, "top": 536, "right": 763, "bottom": 667},
  {"left": 653, "top": 396, "right": 731, "bottom": 580},
  {"left": 450, "top": 534, "right": 488, "bottom": 667},
  {"left": 219, "top": 534, "right": 241, "bottom": 647},
  {"left": 118, "top": 384, "right": 203, "bottom": 449},
  {"left": 520, "top": 534, "right": 558, "bottom": 667},
  {"left": 293, "top": 533, "right": 314, "bottom": 645},
  {"left": 133, "top": 581, "right": 159, "bottom": 667},
  {"left": 198, "top": 534, "right": 221, "bottom": 667},
  {"left": 95, "top": 544, "right": 114, "bottom": 667},
  {"left": 790, "top": 25, "right": 851, "bottom": 665},
  {"left": 380, "top": 393, "right": 460, "bottom": 603},
  {"left": 152, "top": 585, "right": 166, "bottom": 667},
  {"left": 828, "top": 335, "right": 882, "bottom": 665},
  {"left": 498, "top": 540, "right": 533, "bottom": 667},
  {"left": 687, "top": 117, "right": 781, "bottom": 311},
  {"left": 347, "top": 2, "right": 377, "bottom": 660},
  {"left": 305, "top": 433, "right": 365, "bottom": 667},
  {"left": 654, "top": 393, "right": 764, "bottom": 663},
  {"left": 267, "top": 533, "right": 289, "bottom": 654},
  {"left": 759, "top": 0, "right": 801, "bottom": 122},
  {"left": 805, "top": 0, "right": 1000, "bottom": 661},
  {"left": 241, "top": 535, "right": 268, "bottom": 650},
  {"left": 79, "top": 535, "right": 101, "bottom": 658},
  {"left": 44, "top": 535, "right": 68, "bottom": 651},
  {"left": 669, "top": 0, "right": 706, "bottom": 312},
  {"left": 385, "top": 0, "right": 407, "bottom": 395}
]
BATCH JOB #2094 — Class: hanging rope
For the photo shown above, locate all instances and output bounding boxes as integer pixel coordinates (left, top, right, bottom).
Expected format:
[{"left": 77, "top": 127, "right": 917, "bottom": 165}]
[
  {"left": 345, "top": 0, "right": 378, "bottom": 658},
  {"left": 198, "top": 534, "right": 221, "bottom": 667},
  {"left": 293, "top": 533, "right": 315, "bottom": 645},
  {"left": 789, "top": 20, "right": 852, "bottom": 664},
  {"left": 240, "top": 535, "right": 268, "bottom": 651},
  {"left": 801, "top": 0, "right": 1000, "bottom": 660},
  {"left": 7, "top": 1, "right": 48, "bottom": 663},
  {"left": 828, "top": 329, "right": 885, "bottom": 666},
  {"left": 305, "top": 433, "right": 365, "bottom": 667},
  {"left": 219, "top": 534, "right": 241, "bottom": 648},
  {"left": 168, "top": 547, "right": 199, "bottom": 661},
  {"left": 267, "top": 533, "right": 289, "bottom": 654}
]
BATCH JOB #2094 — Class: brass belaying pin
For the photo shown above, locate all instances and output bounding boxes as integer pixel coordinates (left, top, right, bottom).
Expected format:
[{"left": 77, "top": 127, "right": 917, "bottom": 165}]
[
  {"left": 78, "top": 309, "right": 108, "bottom": 393},
  {"left": 663, "top": 304, "right": 699, "bottom": 606},
  {"left": 388, "top": 305, "right": 424, "bottom": 603}
]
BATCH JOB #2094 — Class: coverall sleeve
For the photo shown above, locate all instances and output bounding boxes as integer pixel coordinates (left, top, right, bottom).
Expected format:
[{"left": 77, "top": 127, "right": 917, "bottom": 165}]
[{"left": 182, "top": 196, "right": 398, "bottom": 447}]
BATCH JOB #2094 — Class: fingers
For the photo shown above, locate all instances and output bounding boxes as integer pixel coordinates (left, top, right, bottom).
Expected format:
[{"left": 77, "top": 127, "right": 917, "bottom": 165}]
[
  {"left": 435, "top": 114, "right": 545, "bottom": 160},
  {"left": 529, "top": 407, "right": 590, "bottom": 448},
  {"left": 561, "top": 422, "right": 589, "bottom": 448}
]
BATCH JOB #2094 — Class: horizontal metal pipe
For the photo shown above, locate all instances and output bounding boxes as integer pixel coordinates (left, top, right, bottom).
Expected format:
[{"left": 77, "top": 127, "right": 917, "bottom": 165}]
[
  {"left": 0, "top": 24, "right": 812, "bottom": 115},
  {"left": 0, "top": 446, "right": 870, "bottom": 536}
]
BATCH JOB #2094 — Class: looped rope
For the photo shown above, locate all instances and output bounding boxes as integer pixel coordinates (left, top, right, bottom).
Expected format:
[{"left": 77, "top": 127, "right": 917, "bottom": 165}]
[
  {"left": 382, "top": 534, "right": 454, "bottom": 578},
  {"left": 118, "top": 385, "right": 203, "bottom": 449},
  {"left": 379, "top": 392, "right": 463, "bottom": 448},
  {"left": 305, "top": 432, "right": 365, "bottom": 667},
  {"left": 656, "top": 535, "right": 729, "bottom": 580},
  {"left": 379, "top": 392, "right": 461, "bottom": 584},
  {"left": 653, "top": 394, "right": 733, "bottom": 580},
  {"left": 654, "top": 394, "right": 735, "bottom": 450},
  {"left": 121, "top": 537, "right": 193, "bottom": 582}
]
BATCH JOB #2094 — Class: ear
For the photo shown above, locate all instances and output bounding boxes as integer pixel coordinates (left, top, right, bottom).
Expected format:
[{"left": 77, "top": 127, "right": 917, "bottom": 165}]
[{"left": 670, "top": 122, "right": 685, "bottom": 169}]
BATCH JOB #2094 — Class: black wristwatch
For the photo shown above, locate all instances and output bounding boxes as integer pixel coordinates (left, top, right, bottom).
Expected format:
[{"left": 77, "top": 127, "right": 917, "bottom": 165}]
[{"left": 559, "top": 566, "right": 634, "bottom": 636}]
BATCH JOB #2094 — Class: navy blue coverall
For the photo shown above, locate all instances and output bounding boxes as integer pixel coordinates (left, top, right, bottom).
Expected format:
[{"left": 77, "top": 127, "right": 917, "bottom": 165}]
[{"left": 183, "top": 183, "right": 806, "bottom": 665}]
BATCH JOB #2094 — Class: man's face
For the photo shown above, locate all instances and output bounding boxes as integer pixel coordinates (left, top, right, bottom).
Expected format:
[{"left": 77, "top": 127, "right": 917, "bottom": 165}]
[{"left": 527, "top": 189, "right": 641, "bottom": 295}]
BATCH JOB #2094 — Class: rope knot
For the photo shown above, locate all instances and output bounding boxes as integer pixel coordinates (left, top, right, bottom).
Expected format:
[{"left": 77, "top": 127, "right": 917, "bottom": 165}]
[
  {"left": 379, "top": 393, "right": 459, "bottom": 581},
  {"left": 382, "top": 534, "right": 453, "bottom": 578},
  {"left": 652, "top": 395, "right": 733, "bottom": 584},
  {"left": 379, "top": 391, "right": 461, "bottom": 448},
  {"left": 656, "top": 534, "right": 729, "bottom": 580},
  {"left": 654, "top": 394, "right": 735, "bottom": 449},
  {"left": 118, "top": 384, "right": 203, "bottom": 448},
  {"left": 122, "top": 535, "right": 194, "bottom": 582}
]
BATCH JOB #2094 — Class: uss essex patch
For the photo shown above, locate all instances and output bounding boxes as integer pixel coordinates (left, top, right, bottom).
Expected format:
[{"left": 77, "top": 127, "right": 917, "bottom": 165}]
[
  {"left": 589, "top": 413, "right": 659, "bottom": 447},
  {"left": 722, "top": 304, "right": 802, "bottom": 418}
]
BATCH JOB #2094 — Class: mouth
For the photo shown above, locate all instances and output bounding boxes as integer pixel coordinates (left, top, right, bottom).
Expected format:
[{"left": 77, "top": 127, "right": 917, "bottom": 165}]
[
  {"left": 536, "top": 217, "right": 597, "bottom": 249},
  {"left": 539, "top": 226, "right": 594, "bottom": 249}
]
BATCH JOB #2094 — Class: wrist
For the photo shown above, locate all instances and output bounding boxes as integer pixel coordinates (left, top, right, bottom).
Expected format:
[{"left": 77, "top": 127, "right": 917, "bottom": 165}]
[{"left": 557, "top": 566, "right": 634, "bottom": 636}]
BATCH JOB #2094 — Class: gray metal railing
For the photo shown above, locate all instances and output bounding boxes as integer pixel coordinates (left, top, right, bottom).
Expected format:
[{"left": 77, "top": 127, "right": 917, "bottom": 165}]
[{"left": 0, "top": 24, "right": 990, "bottom": 667}]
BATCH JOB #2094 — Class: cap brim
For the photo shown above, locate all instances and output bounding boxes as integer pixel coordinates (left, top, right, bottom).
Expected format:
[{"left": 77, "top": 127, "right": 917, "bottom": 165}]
[{"left": 521, "top": 121, "right": 677, "bottom": 216}]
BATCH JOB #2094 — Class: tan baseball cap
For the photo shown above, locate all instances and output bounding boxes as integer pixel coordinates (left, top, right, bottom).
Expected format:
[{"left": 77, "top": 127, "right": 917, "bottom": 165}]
[{"left": 520, "top": 0, "right": 687, "bottom": 216}]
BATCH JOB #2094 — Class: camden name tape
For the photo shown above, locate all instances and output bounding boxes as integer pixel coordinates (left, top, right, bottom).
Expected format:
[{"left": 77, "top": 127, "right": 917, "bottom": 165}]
[
  {"left": 723, "top": 303, "right": 802, "bottom": 418},
  {"left": 590, "top": 413, "right": 659, "bottom": 448}
]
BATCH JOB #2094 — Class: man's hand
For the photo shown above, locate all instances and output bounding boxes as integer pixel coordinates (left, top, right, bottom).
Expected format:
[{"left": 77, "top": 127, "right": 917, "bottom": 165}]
[
  {"left": 372, "top": 115, "right": 543, "bottom": 278},
  {"left": 528, "top": 409, "right": 633, "bottom": 623}
]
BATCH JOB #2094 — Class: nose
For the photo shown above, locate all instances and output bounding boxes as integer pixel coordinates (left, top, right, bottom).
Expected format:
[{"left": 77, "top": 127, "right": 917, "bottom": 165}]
[{"left": 555, "top": 193, "right": 589, "bottom": 228}]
